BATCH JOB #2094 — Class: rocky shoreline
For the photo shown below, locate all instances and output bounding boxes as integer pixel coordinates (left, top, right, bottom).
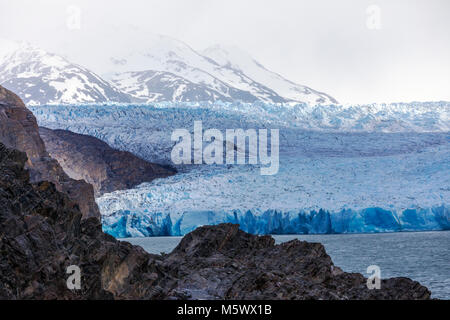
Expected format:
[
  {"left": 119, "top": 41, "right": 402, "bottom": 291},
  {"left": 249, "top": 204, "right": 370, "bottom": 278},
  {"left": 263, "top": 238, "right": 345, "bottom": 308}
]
[
  {"left": 0, "top": 85, "right": 432, "bottom": 299},
  {"left": 0, "top": 143, "right": 432, "bottom": 299}
]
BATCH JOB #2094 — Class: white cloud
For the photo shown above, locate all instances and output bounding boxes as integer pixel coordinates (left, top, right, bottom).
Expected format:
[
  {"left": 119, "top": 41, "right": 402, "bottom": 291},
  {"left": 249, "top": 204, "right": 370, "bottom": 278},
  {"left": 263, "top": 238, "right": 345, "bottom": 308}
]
[{"left": 1, "top": 0, "right": 449, "bottom": 103}]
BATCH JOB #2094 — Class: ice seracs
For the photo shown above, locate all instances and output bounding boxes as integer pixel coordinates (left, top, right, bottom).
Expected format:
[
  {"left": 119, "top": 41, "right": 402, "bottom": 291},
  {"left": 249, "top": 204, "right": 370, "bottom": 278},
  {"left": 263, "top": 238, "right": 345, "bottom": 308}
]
[{"left": 29, "top": 101, "right": 450, "bottom": 237}]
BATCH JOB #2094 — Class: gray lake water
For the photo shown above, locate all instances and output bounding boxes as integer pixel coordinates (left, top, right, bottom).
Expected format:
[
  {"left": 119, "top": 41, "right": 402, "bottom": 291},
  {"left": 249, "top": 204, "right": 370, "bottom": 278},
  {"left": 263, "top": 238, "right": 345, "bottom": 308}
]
[{"left": 121, "top": 230, "right": 450, "bottom": 299}]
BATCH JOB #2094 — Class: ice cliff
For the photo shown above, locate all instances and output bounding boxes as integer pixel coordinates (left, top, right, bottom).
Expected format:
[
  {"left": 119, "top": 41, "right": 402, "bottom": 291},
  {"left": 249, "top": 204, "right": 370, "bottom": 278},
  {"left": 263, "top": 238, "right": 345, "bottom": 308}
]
[{"left": 30, "top": 102, "right": 450, "bottom": 237}]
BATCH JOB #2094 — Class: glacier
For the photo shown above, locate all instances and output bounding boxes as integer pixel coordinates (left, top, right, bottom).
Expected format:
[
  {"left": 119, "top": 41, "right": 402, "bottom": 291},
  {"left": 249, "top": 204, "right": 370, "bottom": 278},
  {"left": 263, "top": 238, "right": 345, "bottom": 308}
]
[
  {"left": 29, "top": 101, "right": 450, "bottom": 237},
  {"left": 102, "top": 206, "right": 450, "bottom": 238}
]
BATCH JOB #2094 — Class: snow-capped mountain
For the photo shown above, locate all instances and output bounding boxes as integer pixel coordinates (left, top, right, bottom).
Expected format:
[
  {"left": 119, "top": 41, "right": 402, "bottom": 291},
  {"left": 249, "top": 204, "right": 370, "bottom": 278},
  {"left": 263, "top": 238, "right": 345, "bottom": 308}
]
[
  {"left": 202, "top": 45, "right": 338, "bottom": 105},
  {"left": 108, "top": 34, "right": 287, "bottom": 103},
  {"left": 0, "top": 34, "right": 337, "bottom": 105},
  {"left": 106, "top": 33, "right": 337, "bottom": 104},
  {"left": 0, "top": 38, "right": 131, "bottom": 105},
  {"left": 110, "top": 70, "right": 266, "bottom": 103}
]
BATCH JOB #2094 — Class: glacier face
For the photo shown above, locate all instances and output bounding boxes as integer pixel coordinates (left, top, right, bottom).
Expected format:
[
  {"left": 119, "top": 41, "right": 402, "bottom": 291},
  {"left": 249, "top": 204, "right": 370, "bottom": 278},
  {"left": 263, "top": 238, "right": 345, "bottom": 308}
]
[
  {"left": 30, "top": 102, "right": 450, "bottom": 237},
  {"left": 98, "top": 144, "right": 450, "bottom": 237},
  {"left": 102, "top": 207, "right": 450, "bottom": 238}
]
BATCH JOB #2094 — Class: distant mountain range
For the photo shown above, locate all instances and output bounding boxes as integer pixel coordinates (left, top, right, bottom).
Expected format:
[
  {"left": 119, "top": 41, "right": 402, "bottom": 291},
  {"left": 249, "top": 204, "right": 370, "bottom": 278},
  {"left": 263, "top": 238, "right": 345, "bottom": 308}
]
[
  {"left": 0, "top": 39, "right": 130, "bottom": 105},
  {"left": 0, "top": 36, "right": 337, "bottom": 105}
]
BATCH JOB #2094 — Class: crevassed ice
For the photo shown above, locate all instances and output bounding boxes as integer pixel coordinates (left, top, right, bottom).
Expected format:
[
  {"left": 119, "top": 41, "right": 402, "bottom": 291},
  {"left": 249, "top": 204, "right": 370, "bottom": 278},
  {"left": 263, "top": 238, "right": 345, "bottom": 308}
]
[{"left": 30, "top": 102, "right": 450, "bottom": 237}]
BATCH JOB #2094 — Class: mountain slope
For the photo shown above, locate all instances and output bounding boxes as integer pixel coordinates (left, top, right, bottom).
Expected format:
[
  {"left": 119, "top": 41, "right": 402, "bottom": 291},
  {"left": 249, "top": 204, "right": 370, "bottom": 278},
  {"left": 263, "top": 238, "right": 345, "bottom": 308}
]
[
  {"left": 202, "top": 44, "right": 338, "bottom": 104},
  {"left": 107, "top": 33, "right": 336, "bottom": 104},
  {"left": 108, "top": 34, "right": 286, "bottom": 103},
  {"left": 0, "top": 35, "right": 337, "bottom": 105},
  {"left": 39, "top": 127, "right": 176, "bottom": 196},
  {"left": 0, "top": 39, "right": 131, "bottom": 105},
  {"left": 111, "top": 70, "right": 257, "bottom": 103},
  {"left": 0, "top": 85, "right": 99, "bottom": 219}
]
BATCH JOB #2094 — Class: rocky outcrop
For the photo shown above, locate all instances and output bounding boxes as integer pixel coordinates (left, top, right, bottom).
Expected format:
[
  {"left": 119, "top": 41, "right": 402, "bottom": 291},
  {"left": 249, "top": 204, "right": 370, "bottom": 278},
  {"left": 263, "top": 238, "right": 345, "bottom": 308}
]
[
  {"left": 0, "top": 143, "right": 162, "bottom": 299},
  {"left": 0, "top": 147, "right": 431, "bottom": 300},
  {"left": 162, "top": 224, "right": 431, "bottom": 300},
  {"left": 0, "top": 84, "right": 432, "bottom": 300},
  {"left": 39, "top": 127, "right": 175, "bottom": 196},
  {"left": 0, "top": 85, "right": 99, "bottom": 219}
]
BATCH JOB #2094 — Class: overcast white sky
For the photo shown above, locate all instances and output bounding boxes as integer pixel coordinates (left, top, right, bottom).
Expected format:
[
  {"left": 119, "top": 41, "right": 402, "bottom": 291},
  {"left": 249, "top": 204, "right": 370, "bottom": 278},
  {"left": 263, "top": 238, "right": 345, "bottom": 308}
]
[{"left": 1, "top": 0, "right": 449, "bottom": 104}]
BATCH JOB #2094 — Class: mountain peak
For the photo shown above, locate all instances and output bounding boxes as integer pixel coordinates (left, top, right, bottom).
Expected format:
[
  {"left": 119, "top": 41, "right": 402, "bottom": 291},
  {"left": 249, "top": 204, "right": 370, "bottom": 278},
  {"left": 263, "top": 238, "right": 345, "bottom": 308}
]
[
  {"left": 0, "top": 38, "right": 131, "bottom": 105},
  {"left": 202, "top": 44, "right": 338, "bottom": 105},
  {"left": 0, "top": 35, "right": 337, "bottom": 105},
  {"left": 202, "top": 44, "right": 258, "bottom": 71}
]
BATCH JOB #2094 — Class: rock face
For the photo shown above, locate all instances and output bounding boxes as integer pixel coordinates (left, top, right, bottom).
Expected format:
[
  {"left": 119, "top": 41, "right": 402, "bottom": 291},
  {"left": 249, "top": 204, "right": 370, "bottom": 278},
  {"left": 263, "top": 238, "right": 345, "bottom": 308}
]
[
  {"left": 0, "top": 85, "right": 432, "bottom": 300},
  {"left": 0, "top": 151, "right": 431, "bottom": 300},
  {"left": 0, "top": 85, "right": 99, "bottom": 219},
  {"left": 0, "top": 143, "right": 160, "bottom": 299},
  {"left": 162, "top": 224, "right": 431, "bottom": 300},
  {"left": 39, "top": 127, "right": 175, "bottom": 196}
]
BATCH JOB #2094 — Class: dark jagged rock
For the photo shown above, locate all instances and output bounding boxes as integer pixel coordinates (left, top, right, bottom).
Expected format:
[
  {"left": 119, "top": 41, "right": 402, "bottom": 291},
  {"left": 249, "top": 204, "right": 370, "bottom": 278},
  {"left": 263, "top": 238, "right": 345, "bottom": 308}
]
[
  {"left": 163, "top": 224, "right": 431, "bottom": 300},
  {"left": 0, "top": 143, "right": 169, "bottom": 299},
  {"left": 0, "top": 85, "right": 99, "bottom": 219},
  {"left": 0, "top": 84, "right": 432, "bottom": 300},
  {"left": 0, "top": 145, "right": 432, "bottom": 300},
  {"left": 39, "top": 127, "right": 175, "bottom": 196}
]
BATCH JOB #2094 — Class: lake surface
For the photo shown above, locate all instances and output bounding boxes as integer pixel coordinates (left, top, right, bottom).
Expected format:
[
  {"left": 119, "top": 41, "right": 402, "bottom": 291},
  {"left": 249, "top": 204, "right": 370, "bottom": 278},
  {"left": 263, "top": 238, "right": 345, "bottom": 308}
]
[{"left": 121, "top": 230, "right": 450, "bottom": 299}]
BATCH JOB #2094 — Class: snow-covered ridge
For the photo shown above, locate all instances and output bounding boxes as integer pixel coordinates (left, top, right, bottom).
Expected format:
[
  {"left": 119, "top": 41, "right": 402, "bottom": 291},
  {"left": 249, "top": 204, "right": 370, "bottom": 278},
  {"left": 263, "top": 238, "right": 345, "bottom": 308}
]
[
  {"left": 1, "top": 35, "right": 337, "bottom": 105},
  {"left": 109, "top": 37, "right": 336, "bottom": 104},
  {"left": 0, "top": 39, "right": 131, "bottom": 105},
  {"left": 202, "top": 45, "right": 337, "bottom": 104},
  {"left": 110, "top": 70, "right": 260, "bottom": 103}
]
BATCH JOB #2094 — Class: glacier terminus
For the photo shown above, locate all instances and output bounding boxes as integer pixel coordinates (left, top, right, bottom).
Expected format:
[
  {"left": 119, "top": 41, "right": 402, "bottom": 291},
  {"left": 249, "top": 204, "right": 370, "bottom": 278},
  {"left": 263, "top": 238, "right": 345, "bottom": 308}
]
[{"left": 30, "top": 101, "right": 450, "bottom": 237}]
